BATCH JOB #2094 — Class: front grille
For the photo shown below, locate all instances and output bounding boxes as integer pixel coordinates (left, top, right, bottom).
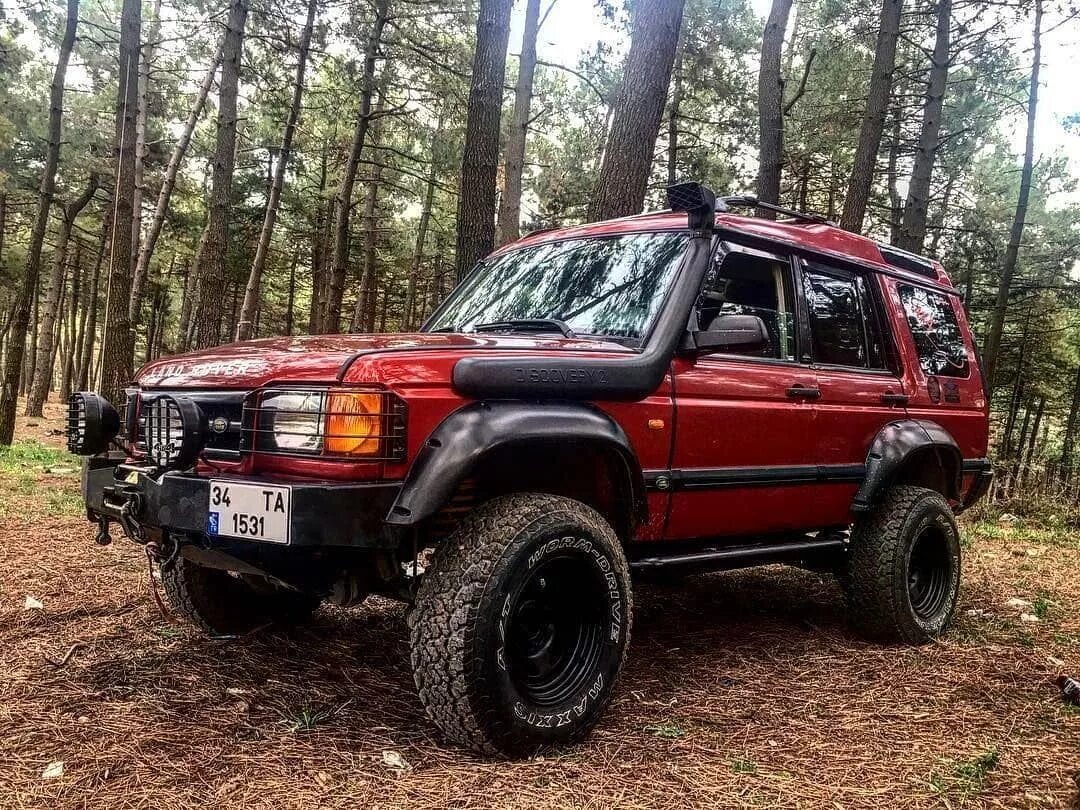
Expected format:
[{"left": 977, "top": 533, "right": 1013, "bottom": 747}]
[{"left": 136, "top": 390, "right": 247, "bottom": 459}]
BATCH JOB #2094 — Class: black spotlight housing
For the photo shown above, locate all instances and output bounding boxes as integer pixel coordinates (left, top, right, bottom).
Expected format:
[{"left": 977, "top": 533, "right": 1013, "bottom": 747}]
[
  {"left": 142, "top": 394, "right": 207, "bottom": 470},
  {"left": 67, "top": 392, "right": 121, "bottom": 455},
  {"left": 666, "top": 181, "right": 717, "bottom": 235}
]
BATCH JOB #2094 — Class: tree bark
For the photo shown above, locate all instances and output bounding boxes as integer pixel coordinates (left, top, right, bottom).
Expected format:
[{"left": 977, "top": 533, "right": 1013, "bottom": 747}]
[
  {"left": 405, "top": 114, "right": 443, "bottom": 330},
  {"left": 324, "top": 0, "right": 389, "bottom": 333},
  {"left": 756, "top": 0, "right": 794, "bottom": 211},
  {"left": 839, "top": 0, "right": 904, "bottom": 233},
  {"left": 886, "top": 103, "right": 903, "bottom": 243},
  {"left": 27, "top": 175, "right": 98, "bottom": 416},
  {"left": 667, "top": 24, "right": 685, "bottom": 186},
  {"left": 191, "top": 0, "right": 249, "bottom": 349},
  {"left": 132, "top": 45, "right": 222, "bottom": 325},
  {"left": 0, "top": 0, "right": 79, "bottom": 444},
  {"left": 588, "top": 0, "right": 686, "bottom": 222},
  {"left": 896, "top": 0, "right": 950, "bottom": 253},
  {"left": 59, "top": 242, "right": 81, "bottom": 403},
  {"left": 309, "top": 141, "right": 329, "bottom": 333},
  {"left": 77, "top": 226, "right": 107, "bottom": 391},
  {"left": 98, "top": 0, "right": 142, "bottom": 403},
  {"left": 285, "top": 246, "right": 298, "bottom": 335},
  {"left": 496, "top": 0, "right": 541, "bottom": 246},
  {"left": 1062, "top": 363, "right": 1080, "bottom": 471},
  {"left": 128, "top": 0, "right": 162, "bottom": 334},
  {"left": 237, "top": 0, "right": 317, "bottom": 341},
  {"left": 981, "top": 0, "right": 1041, "bottom": 390},
  {"left": 454, "top": 0, "right": 513, "bottom": 282}
]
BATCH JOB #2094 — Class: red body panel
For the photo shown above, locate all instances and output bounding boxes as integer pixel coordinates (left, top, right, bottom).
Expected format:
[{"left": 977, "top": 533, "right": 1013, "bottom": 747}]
[{"left": 129, "top": 210, "right": 989, "bottom": 542}]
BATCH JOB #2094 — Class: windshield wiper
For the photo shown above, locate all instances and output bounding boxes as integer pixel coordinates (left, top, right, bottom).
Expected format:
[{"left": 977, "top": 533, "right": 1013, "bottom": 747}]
[{"left": 473, "top": 318, "right": 577, "bottom": 338}]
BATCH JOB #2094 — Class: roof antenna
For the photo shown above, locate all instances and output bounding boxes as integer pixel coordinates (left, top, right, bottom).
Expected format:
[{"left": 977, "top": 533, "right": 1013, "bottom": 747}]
[{"left": 666, "top": 181, "right": 717, "bottom": 237}]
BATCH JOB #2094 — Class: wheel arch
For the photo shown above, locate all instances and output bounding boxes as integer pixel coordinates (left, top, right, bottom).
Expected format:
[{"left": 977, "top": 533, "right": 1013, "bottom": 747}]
[
  {"left": 852, "top": 419, "right": 963, "bottom": 512},
  {"left": 386, "top": 401, "right": 648, "bottom": 541}
]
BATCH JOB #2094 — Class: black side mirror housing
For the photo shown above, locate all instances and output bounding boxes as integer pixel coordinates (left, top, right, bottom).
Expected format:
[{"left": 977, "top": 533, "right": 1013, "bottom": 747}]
[{"left": 683, "top": 313, "right": 770, "bottom": 355}]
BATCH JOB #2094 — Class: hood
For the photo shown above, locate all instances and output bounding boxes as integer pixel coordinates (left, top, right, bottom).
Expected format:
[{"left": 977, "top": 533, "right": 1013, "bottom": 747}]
[{"left": 135, "top": 332, "right": 631, "bottom": 389}]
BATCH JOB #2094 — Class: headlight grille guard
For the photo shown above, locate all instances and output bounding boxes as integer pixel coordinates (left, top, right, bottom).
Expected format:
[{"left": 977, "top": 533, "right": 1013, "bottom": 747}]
[{"left": 240, "top": 385, "right": 407, "bottom": 462}]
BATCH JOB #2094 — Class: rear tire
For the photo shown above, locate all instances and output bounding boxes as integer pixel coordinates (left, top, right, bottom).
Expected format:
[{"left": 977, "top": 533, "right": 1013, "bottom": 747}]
[
  {"left": 846, "top": 485, "right": 961, "bottom": 644},
  {"left": 162, "top": 556, "right": 320, "bottom": 635},
  {"left": 409, "top": 493, "right": 632, "bottom": 757}
]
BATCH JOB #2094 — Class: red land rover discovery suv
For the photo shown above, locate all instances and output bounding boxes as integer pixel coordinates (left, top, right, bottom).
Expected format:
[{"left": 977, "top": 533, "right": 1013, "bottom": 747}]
[{"left": 68, "top": 182, "right": 991, "bottom": 757}]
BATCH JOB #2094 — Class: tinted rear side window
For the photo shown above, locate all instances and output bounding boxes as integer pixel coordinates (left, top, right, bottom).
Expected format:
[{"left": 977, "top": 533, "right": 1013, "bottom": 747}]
[
  {"left": 897, "top": 285, "right": 970, "bottom": 378},
  {"left": 804, "top": 267, "right": 886, "bottom": 369}
]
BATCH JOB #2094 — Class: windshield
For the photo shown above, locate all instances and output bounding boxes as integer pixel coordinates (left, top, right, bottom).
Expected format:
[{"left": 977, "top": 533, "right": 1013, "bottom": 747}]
[{"left": 425, "top": 232, "right": 688, "bottom": 343}]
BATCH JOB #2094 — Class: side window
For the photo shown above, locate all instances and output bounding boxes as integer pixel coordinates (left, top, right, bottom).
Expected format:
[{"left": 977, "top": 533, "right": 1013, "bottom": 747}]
[
  {"left": 697, "top": 248, "right": 796, "bottom": 361},
  {"left": 897, "top": 285, "right": 970, "bottom": 378},
  {"left": 804, "top": 264, "right": 886, "bottom": 369}
]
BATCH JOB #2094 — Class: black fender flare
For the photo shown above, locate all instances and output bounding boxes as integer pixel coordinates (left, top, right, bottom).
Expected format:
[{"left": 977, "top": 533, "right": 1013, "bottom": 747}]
[
  {"left": 852, "top": 419, "right": 963, "bottom": 512},
  {"left": 385, "top": 401, "right": 648, "bottom": 530}
]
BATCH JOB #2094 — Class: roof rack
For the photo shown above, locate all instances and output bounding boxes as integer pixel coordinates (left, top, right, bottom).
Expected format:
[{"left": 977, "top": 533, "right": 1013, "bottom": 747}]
[{"left": 716, "top": 195, "right": 836, "bottom": 226}]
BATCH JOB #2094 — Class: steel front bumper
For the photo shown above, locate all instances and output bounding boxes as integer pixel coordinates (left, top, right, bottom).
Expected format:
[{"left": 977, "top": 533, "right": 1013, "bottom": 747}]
[{"left": 82, "top": 460, "right": 402, "bottom": 548}]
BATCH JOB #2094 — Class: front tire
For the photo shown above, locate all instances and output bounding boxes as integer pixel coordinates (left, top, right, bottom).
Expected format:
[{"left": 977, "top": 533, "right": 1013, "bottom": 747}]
[
  {"left": 162, "top": 556, "right": 320, "bottom": 635},
  {"left": 846, "top": 485, "right": 961, "bottom": 644},
  {"left": 409, "top": 493, "right": 633, "bottom": 757}
]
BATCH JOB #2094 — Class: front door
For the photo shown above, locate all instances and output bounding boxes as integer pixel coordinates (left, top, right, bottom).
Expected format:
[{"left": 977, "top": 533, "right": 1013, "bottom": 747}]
[{"left": 664, "top": 242, "right": 841, "bottom": 540}]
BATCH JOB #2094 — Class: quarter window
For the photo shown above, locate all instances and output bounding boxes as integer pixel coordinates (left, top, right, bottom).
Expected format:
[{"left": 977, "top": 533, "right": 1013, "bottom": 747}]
[
  {"left": 897, "top": 285, "right": 970, "bottom": 378},
  {"left": 804, "top": 266, "right": 884, "bottom": 369}
]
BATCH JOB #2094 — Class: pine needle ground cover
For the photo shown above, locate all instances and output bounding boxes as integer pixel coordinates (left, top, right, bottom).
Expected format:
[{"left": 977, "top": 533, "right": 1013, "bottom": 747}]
[{"left": 1, "top": 405, "right": 1077, "bottom": 809}]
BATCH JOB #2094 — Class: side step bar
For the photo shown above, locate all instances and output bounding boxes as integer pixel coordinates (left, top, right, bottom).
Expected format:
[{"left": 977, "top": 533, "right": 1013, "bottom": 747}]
[{"left": 629, "top": 536, "right": 845, "bottom": 572}]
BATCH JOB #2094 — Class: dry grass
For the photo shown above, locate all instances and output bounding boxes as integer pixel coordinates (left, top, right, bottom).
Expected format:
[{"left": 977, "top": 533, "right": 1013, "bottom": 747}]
[{"left": 1, "top": 403, "right": 1078, "bottom": 808}]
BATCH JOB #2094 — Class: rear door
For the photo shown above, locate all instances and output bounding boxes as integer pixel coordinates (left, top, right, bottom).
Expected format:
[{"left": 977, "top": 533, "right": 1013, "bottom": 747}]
[{"left": 800, "top": 260, "right": 910, "bottom": 513}]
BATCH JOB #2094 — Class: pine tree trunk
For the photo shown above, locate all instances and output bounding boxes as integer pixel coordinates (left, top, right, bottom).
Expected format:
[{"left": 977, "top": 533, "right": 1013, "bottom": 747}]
[
  {"left": 756, "top": 0, "right": 794, "bottom": 210},
  {"left": 496, "top": 0, "right": 541, "bottom": 246},
  {"left": 285, "top": 246, "right": 298, "bottom": 335},
  {"left": 324, "top": 0, "right": 389, "bottom": 333},
  {"left": 588, "top": 0, "right": 686, "bottom": 222},
  {"left": 98, "top": 0, "right": 142, "bottom": 403},
  {"left": 77, "top": 226, "right": 107, "bottom": 391},
  {"left": 1062, "top": 364, "right": 1080, "bottom": 471},
  {"left": 237, "top": 0, "right": 317, "bottom": 341},
  {"left": 132, "top": 45, "right": 222, "bottom": 318},
  {"left": 0, "top": 0, "right": 79, "bottom": 444},
  {"left": 839, "top": 0, "right": 904, "bottom": 233},
  {"left": 405, "top": 116, "right": 443, "bottom": 330},
  {"left": 309, "top": 142, "right": 329, "bottom": 333},
  {"left": 667, "top": 26, "right": 685, "bottom": 187},
  {"left": 454, "top": 0, "right": 513, "bottom": 282},
  {"left": 896, "top": 0, "right": 950, "bottom": 252},
  {"left": 128, "top": 0, "right": 162, "bottom": 335},
  {"left": 981, "top": 0, "right": 1041, "bottom": 390},
  {"left": 886, "top": 104, "right": 903, "bottom": 243},
  {"left": 59, "top": 250, "right": 79, "bottom": 403},
  {"left": 27, "top": 175, "right": 98, "bottom": 416},
  {"left": 191, "top": 0, "right": 249, "bottom": 349}
]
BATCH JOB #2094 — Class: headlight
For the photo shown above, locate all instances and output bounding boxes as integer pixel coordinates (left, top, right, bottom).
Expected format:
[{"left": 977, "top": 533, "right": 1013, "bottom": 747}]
[
  {"left": 250, "top": 387, "right": 406, "bottom": 460},
  {"left": 259, "top": 390, "right": 325, "bottom": 454}
]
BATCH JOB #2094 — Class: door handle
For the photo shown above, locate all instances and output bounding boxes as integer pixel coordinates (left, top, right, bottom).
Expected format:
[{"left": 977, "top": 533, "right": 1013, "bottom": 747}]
[
  {"left": 786, "top": 384, "right": 821, "bottom": 400},
  {"left": 881, "top": 392, "right": 909, "bottom": 406}
]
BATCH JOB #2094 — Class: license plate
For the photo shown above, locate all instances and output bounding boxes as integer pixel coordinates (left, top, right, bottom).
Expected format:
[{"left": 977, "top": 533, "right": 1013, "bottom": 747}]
[{"left": 207, "top": 480, "right": 291, "bottom": 544}]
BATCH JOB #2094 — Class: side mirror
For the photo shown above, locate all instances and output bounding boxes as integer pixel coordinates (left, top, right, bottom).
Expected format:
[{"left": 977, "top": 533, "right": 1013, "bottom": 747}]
[{"left": 684, "top": 313, "right": 770, "bottom": 355}]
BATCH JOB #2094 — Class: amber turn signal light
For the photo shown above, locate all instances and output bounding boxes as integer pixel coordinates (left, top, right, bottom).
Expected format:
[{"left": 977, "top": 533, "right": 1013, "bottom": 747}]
[{"left": 325, "top": 392, "right": 382, "bottom": 456}]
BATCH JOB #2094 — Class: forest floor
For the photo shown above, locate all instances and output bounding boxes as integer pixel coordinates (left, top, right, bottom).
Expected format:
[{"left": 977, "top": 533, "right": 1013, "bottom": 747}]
[{"left": 1, "top": 403, "right": 1078, "bottom": 809}]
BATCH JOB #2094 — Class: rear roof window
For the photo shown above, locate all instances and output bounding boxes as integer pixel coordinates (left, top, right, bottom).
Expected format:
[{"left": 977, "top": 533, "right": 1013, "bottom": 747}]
[{"left": 897, "top": 285, "right": 970, "bottom": 378}]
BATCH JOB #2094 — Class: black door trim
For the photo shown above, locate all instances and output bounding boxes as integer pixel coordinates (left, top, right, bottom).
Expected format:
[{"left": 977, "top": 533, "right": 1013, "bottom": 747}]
[{"left": 643, "top": 463, "right": 866, "bottom": 492}]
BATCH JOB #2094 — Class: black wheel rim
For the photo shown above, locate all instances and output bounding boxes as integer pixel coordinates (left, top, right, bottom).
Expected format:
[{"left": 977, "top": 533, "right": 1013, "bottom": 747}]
[
  {"left": 907, "top": 523, "right": 952, "bottom": 620},
  {"left": 506, "top": 553, "right": 608, "bottom": 708}
]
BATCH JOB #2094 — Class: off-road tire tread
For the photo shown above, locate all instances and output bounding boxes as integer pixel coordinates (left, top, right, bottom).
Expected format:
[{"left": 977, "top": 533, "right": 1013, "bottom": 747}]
[
  {"left": 162, "top": 557, "right": 318, "bottom": 635},
  {"left": 847, "top": 484, "right": 956, "bottom": 644},
  {"left": 409, "top": 493, "right": 631, "bottom": 757}
]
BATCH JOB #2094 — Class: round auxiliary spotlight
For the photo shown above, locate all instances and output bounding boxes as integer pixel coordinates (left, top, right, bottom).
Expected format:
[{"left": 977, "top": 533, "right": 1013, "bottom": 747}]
[
  {"left": 142, "top": 395, "right": 207, "bottom": 470},
  {"left": 67, "top": 392, "right": 121, "bottom": 456}
]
